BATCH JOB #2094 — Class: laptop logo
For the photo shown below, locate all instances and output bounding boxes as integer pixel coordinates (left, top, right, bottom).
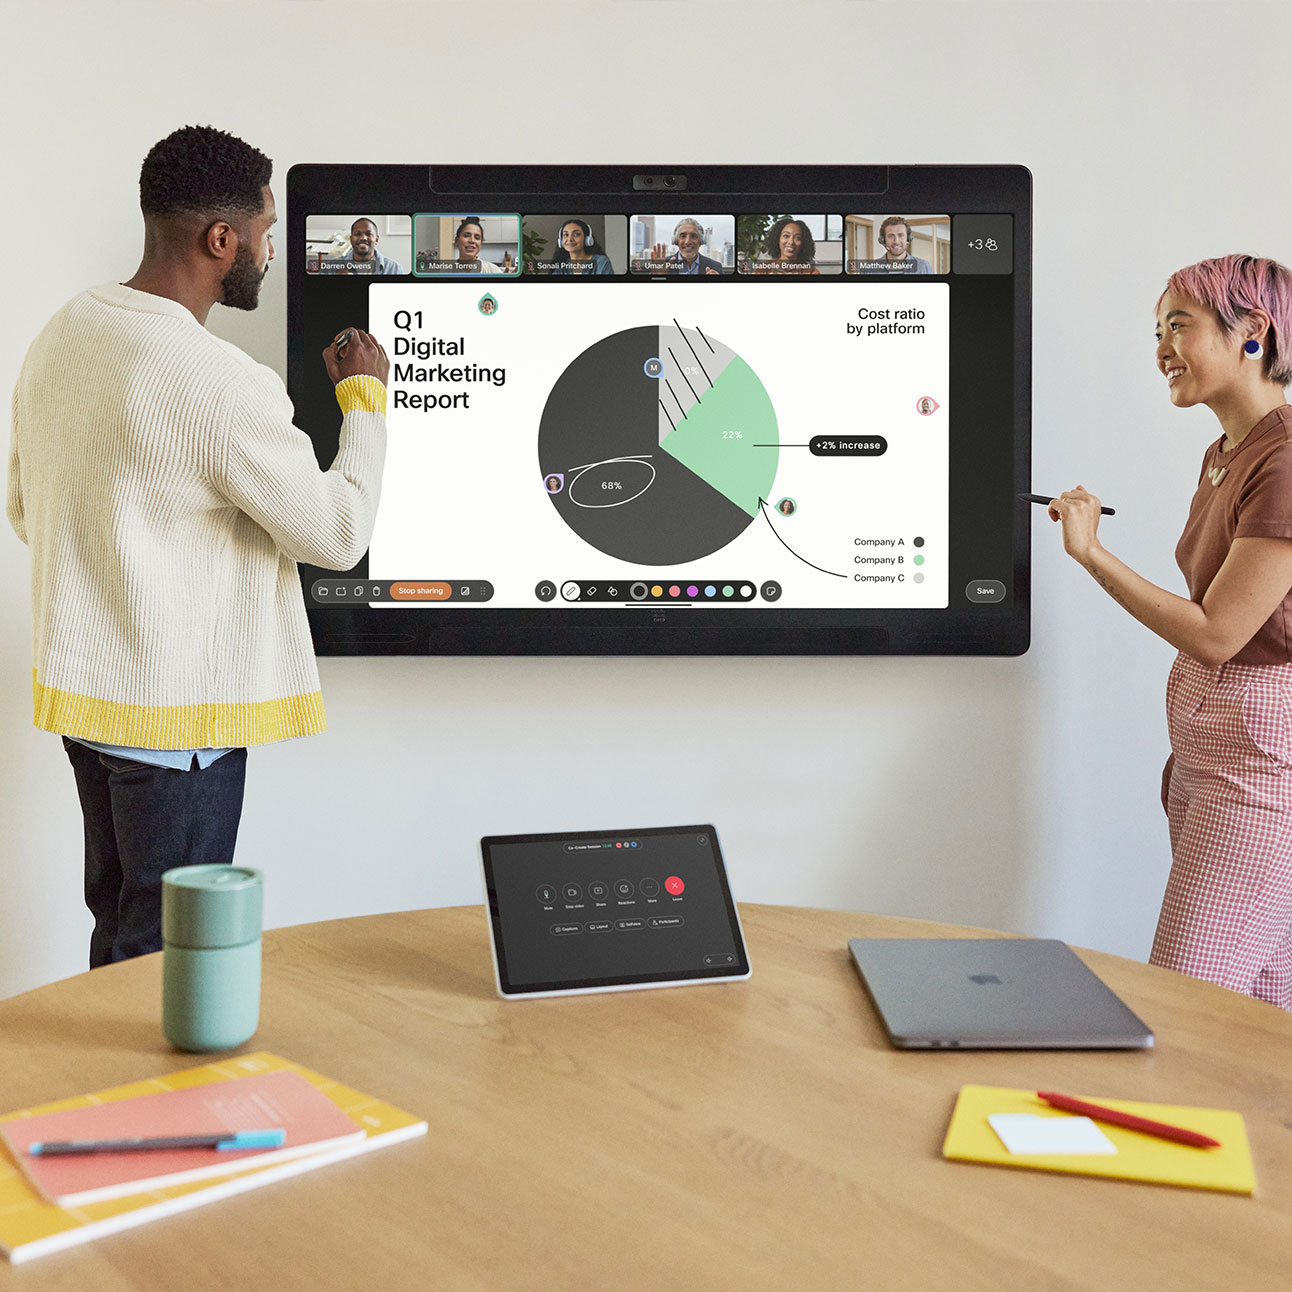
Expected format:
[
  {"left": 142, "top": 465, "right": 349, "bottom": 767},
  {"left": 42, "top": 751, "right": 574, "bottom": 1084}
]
[{"left": 968, "top": 973, "right": 1002, "bottom": 985}]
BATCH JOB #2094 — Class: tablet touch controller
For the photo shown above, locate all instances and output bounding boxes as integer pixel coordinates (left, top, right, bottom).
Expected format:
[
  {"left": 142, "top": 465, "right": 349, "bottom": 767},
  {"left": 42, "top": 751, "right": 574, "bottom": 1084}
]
[{"left": 481, "top": 825, "right": 749, "bottom": 997}]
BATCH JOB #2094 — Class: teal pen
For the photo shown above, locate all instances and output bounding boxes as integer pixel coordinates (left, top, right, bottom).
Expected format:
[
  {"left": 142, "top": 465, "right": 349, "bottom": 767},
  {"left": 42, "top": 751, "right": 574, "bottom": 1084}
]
[{"left": 28, "top": 1129, "right": 286, "bottom": 1156}]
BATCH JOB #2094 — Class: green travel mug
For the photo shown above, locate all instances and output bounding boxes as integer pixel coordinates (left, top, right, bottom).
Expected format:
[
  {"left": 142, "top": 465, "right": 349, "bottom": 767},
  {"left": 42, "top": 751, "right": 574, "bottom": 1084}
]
[{"left": 162, "top": 865, "right": 264, "bottom": 1052}]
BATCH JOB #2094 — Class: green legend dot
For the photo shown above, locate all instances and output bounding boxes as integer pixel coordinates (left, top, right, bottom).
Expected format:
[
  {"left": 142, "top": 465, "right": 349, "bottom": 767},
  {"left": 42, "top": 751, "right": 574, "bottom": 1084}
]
[
  {"left": 722, "top": 585, "right": 735, "bottom": 597},
  {"left": 913, "top": 555, "right": 925, "bottom": 565}
]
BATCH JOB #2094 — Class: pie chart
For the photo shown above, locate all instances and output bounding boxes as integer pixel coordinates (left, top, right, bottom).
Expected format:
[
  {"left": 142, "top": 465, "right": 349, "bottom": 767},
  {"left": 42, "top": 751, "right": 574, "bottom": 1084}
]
[{"left": 537, "top": 324, "right": 779, "bottom": 565}]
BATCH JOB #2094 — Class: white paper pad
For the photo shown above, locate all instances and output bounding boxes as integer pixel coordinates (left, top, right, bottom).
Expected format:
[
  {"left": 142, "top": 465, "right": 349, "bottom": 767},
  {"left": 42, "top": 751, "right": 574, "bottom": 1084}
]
[{"left": 987, "top": 1113, "right": 1117, "bottom": 1156}]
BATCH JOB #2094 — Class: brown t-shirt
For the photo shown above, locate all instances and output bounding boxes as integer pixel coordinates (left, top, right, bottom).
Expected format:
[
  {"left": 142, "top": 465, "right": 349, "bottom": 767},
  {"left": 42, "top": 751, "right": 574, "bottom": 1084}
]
[{"left": 1175, "top": 404, "right": 1292, "bottom": 665}]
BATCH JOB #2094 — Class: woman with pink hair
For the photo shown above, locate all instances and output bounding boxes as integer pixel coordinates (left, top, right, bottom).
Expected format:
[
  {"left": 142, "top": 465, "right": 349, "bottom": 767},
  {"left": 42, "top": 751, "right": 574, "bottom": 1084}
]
[{"left": 1051, "top": 254, "right": 1292, "bottom": 1009}]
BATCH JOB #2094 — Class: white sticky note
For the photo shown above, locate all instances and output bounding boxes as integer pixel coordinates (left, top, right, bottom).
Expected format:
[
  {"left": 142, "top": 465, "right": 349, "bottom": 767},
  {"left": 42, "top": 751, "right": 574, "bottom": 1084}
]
[{"left": 988, "top": 1113, "right": 1117, "bottom": 1156}]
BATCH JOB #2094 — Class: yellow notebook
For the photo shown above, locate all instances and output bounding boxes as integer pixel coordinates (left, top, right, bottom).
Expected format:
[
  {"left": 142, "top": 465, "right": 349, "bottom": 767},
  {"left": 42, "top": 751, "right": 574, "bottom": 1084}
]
[
  {"left": 942, "top": 1084, "right": 1255, "bottom": 1194},
  {"left": 0, "top": 1052, "right": 427, "bottom": 1264}
]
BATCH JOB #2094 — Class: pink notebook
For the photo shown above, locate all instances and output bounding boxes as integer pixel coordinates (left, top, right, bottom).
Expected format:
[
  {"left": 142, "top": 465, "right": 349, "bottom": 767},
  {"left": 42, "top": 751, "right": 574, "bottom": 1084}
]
[{"left": 0, "top": 1069, "right": 364, "bottom": 1205}]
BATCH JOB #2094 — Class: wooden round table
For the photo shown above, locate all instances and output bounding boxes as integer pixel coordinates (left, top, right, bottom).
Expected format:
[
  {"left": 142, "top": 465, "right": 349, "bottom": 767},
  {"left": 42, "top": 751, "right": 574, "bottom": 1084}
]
[{"left": 2, "top": 904, "right": 1290, "bottom": 1290}]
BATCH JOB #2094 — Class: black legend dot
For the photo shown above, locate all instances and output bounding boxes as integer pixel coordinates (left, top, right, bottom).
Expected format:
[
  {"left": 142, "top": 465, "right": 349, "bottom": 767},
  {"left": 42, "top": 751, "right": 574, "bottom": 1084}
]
[{"left": 913, "top": 536, "right": 925, "bottom": 548}]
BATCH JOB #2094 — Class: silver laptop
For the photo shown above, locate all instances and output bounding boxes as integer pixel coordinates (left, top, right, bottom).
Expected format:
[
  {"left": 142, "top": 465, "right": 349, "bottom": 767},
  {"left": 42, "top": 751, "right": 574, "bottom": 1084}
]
[{"left": 848, "top": 938, "right": 1154, "bottom": 1049}]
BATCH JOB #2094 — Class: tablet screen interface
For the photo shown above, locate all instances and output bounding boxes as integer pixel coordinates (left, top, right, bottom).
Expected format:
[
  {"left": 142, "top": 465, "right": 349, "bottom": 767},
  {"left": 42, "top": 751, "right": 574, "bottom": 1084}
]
[{"left": 482, "top": 825, "right": 748, "bottom": 994}]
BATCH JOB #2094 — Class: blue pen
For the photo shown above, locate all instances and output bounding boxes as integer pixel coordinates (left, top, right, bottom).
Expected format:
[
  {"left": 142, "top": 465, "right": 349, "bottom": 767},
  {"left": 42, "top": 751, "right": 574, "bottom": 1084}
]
[{"left": 28, "top": 1129, "right": 286, "bottom": 1156}]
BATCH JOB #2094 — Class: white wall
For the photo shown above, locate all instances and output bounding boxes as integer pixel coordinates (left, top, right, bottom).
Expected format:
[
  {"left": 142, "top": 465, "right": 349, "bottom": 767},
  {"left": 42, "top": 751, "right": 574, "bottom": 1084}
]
[{"left": 2, "top": 0, "right": 1289, "bottom": 997}]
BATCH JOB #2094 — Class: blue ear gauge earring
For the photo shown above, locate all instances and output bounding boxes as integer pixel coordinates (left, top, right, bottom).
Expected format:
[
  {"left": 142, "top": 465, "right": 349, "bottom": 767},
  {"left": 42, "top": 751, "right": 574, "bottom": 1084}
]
[{"left": 1244, "top": 339, "right": 1264, "bottom": 360}]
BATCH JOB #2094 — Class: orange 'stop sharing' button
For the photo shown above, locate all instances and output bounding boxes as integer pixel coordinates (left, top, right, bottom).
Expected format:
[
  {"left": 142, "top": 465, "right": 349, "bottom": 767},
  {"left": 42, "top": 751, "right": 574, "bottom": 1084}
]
[{"left": 390, "top": 582, "right": 452, "bottom": 600}]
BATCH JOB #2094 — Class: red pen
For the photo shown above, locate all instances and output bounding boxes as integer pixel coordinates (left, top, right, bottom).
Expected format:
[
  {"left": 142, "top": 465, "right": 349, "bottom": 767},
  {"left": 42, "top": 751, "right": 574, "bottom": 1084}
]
[{"left": 1037, "top": 1091, "right": 1221, "bottom": 1149}]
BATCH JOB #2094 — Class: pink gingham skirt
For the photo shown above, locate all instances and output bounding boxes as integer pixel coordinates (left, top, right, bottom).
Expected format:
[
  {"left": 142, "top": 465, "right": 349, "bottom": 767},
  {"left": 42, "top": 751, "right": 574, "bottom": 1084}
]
[{"left": 1151, "top": 652, "right": 1292, "bottom": 1009}]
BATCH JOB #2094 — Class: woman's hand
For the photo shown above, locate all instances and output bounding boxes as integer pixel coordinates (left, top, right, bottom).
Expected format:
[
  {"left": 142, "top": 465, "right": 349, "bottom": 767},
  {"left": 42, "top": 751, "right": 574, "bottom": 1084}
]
[
  {"left": 1049, "top": 485, "right": 1104, "bottom": 562},
  {"left": 1047, "top": 479, "right": 1292, "bottom": 666}
]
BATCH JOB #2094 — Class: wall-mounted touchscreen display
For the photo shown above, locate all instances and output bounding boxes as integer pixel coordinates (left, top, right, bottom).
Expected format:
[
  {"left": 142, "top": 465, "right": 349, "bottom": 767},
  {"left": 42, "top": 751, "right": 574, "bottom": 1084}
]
[
  {"left": 480, "top": 825, "right": 749, "bottom": 997},
  {"left": 288, "top": 166, "right": 1031, "bottom": 655}
]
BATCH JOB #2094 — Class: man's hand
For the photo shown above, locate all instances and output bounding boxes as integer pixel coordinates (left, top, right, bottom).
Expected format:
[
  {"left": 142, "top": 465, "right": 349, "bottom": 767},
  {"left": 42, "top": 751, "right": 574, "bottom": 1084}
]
[
  {"left": 323, "top": 328, "right": 389, "bottom": 386},
  {"left": 650, "top": 242, "right": 669, "bottom": 262}
]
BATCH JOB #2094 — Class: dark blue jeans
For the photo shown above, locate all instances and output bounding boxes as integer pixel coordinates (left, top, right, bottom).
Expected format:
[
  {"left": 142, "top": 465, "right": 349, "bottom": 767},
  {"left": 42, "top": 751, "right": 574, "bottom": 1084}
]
[{"left": 63, "top": 739, "right": 248, "bottom": 968}]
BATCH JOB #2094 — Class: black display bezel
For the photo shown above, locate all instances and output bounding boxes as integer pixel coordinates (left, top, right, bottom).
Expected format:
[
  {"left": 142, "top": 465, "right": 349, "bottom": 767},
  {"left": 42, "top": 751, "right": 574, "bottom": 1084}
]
[
  {"left": 287, "top": 164, "right": 1031, "bottom": 656},
  {"left": 480, "top": 823, "right": 748, "bottom": 995}
]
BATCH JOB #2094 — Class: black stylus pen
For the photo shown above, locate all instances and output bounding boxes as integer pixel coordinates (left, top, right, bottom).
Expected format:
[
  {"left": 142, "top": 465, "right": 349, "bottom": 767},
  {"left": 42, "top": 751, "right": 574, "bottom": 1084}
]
[
  {"left": 28, "top": 1129, "right": 286, "bottom": 1156},
  {"left": 1018, "top": 492, "right": 1116, "bottom": 516}
]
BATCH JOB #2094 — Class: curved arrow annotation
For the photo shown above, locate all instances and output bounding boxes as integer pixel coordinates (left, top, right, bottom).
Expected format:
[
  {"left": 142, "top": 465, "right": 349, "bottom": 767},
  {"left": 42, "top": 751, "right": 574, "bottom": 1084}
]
[{"left": 758, "top": 499, "right": 846, "bottom": 578}]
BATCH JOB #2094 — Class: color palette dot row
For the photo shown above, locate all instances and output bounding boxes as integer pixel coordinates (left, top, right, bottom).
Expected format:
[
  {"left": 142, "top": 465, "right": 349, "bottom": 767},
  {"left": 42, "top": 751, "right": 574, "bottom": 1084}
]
[
  {"left": 648, "top": 583, "right": 753, "bottom": 599},
  {"left": 542, "top": 580, "right": 771, "bottom": 603}
]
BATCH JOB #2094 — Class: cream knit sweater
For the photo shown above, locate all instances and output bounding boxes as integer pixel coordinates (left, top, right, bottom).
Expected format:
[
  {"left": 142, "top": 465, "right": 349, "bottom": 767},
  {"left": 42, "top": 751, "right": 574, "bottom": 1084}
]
[{"left": 7, "top": 283, "right": 386, "bottom": 747}]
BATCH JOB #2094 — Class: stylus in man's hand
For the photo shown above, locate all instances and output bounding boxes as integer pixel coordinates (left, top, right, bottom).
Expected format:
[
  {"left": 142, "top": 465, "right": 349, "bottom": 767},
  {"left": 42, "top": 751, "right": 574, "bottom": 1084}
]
[{"left": 1018, "top": 493, "right": 1116, "bottom": 516}]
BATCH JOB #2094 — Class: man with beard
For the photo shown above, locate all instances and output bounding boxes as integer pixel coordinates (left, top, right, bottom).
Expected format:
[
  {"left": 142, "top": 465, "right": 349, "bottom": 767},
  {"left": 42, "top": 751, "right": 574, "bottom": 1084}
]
[
  {"left": 7, "top": 125, "right": 389, "bottom": 966},
  {"left": 341, "top": 217, "right": 404, "bottom": 274},
  {"left": 875, "top": 217, "right": 933, "bottom": 274},
  {"left": 651, "top": 218, "right": 723, "bottom": 275}
]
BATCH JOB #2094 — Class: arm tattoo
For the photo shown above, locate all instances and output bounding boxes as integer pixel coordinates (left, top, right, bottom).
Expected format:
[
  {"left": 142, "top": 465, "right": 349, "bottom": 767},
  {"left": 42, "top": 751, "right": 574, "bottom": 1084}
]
[{"left": 1083, "top": 560, "right": 1130, "bottom": 609}]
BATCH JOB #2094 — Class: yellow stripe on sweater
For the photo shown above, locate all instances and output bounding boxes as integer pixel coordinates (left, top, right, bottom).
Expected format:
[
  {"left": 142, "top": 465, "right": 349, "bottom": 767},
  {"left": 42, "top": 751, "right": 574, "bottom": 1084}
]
[
  {"left": 32, "top": 672, "right": 327, "bottom": 748},
  {"left": 335, "top": 374, "right": 387, "bottom": 415}
]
